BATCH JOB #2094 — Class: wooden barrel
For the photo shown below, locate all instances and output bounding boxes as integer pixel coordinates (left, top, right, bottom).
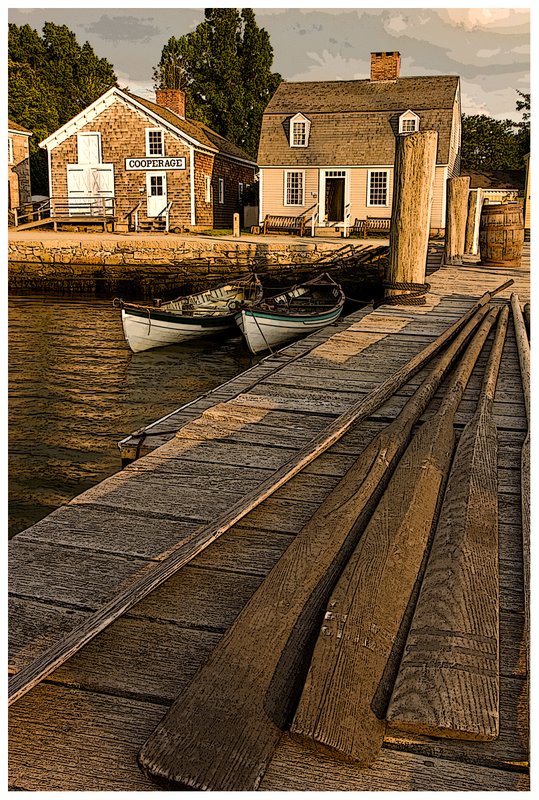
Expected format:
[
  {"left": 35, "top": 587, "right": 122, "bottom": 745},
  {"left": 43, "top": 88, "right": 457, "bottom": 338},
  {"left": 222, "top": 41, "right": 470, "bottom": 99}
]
[{"left": 479, "top": 202, "right": 524, "bottom": 267}]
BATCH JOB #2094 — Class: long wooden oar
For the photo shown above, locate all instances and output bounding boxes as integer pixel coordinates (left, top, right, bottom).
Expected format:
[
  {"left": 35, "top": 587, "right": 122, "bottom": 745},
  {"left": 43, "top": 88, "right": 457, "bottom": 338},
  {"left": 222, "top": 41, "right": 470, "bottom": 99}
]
[
  {"left": 510, "top": 294, "right": 530, "bottom": 668},
  {"left": 386, "top": 305, "right": 509, "bottom": 740},
  {"left": 8, "top": 282, "right": 512, "bottom": 708},
  {"left": 137, "top": 306, "right": 492, "bottom": 790},
  {"left": 290, "top": 307, "right": 499, "bottom": 765}
]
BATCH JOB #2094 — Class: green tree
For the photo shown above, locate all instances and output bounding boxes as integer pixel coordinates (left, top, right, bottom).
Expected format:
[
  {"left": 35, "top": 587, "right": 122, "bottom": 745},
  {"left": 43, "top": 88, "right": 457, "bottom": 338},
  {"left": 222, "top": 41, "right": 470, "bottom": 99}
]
[
  {"left": 461, "top": 91, "right": 530, "bottom": 172},
  {"left": 238, "top": 9, "right": 282, "bottom": 155},
  {"left": 153, "top": 8, "right": 281, "bottom": 156},
  {"left": 515, "top": 90, "right": 530, "bottom": 158},
  {"left": 8, "top": 22, "right": 117, "bottom": 194}
]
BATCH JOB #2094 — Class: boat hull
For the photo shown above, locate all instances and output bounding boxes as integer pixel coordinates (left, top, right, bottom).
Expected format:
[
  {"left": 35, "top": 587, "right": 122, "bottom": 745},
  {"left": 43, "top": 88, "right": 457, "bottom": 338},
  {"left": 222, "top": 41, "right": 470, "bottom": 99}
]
[
  {"left": 236, "top": 305, "right": 344, "bottom": 355},
  {"left": 121, "top": 308, "right": 236, "bottom": 353},
  {"left": 117, "top": 275, "right": 263, "bottom": 353}
]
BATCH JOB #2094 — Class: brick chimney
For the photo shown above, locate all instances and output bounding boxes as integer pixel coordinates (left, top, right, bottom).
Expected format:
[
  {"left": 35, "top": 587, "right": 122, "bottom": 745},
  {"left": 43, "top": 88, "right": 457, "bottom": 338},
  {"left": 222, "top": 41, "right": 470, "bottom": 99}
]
[
  {"left": 370, "top": 51, "right": 401, "bottom": 81},
  {"left": 155, "top": 88, "right": 185, "bottom": 119}
]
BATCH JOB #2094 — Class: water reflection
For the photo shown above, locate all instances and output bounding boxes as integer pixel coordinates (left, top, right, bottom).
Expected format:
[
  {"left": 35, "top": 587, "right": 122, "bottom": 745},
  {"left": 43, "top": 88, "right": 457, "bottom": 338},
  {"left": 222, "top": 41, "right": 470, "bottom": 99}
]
[{"left": 8, "top": 294, "right": 260, "bottom": 538}]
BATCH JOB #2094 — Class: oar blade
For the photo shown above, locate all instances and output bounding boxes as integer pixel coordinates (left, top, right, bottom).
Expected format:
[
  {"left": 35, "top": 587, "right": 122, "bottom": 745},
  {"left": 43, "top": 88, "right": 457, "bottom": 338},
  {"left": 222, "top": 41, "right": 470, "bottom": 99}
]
[
  {"left": 289, "top": 414, "right": 456, "bottom": 764},
  {"left": 386, "top": 408, "right": 499, "bottom": 739}
]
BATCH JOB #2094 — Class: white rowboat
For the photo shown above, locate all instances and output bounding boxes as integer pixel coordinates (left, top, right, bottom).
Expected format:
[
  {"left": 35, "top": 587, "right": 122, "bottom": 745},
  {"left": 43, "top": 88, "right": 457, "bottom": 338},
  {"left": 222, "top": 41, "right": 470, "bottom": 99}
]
[
  {"left": 115, "top": 275, "right": 263, "bottom": 353},
  {"left": 236, "top": 273, "right": 345, "bottom": 355}
]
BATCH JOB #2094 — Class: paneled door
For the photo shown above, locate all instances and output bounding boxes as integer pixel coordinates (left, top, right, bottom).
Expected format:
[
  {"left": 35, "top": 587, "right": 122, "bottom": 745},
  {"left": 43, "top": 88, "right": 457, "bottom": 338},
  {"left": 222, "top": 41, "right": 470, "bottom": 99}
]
[
  {"left": 146, "top": 171, "right": 167, "bottom": 217},
  {"left": 66, "top": 164, "right": 114, "bottom": 215}
]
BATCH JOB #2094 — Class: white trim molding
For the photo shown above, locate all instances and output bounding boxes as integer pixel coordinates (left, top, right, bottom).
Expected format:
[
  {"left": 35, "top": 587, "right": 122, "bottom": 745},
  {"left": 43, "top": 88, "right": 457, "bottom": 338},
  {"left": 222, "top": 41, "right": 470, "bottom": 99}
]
[
  {"left": 284, "top": 169, "right": 306, "bottom": 206},
  {"left": 289, "top": 112, "right": 311, "bottom": 148},
  {"left": 398, "top": 109, "right": 420, "bottom": 134}
]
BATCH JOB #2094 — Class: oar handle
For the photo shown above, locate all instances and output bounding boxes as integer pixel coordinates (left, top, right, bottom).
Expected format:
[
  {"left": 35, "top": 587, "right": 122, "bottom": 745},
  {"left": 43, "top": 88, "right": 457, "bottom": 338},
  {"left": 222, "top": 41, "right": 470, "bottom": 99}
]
[
  {"left": 477, "top": 305, "right": 510, "bottom": 408},
  {"left": 438, "top": 308, "right": 499, "bottom": 418},
  {"left": 510, "top": 293, "right": 530, "bottom": 423},
  {"left": 485, "top": 279, "right": 514, "bottom": 300}
]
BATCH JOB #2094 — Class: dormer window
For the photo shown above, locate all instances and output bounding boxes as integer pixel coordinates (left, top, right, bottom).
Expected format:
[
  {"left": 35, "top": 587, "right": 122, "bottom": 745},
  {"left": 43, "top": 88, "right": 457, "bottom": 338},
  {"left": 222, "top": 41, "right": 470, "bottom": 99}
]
[
  {"left": 399, "top": 110, "right": 420, "bottom": 134},
  {"left": 290, "top": 113, "right": 311, "bottom": 147}
]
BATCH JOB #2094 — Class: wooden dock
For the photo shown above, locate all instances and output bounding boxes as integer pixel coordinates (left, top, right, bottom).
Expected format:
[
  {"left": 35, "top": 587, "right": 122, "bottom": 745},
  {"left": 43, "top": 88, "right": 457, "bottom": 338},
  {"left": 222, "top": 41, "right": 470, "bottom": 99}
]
[{"left": 9, "top": 245, "right": 529, "bottom": 791}]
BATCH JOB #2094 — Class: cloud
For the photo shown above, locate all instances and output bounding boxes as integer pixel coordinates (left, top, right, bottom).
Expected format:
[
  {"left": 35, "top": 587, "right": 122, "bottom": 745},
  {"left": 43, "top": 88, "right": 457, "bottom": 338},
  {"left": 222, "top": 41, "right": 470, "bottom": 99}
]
[
  {"left": 290, "top": 50, "right": 369, "bottom": 82},
  {"left": 82, "top": 15, "right": 161, "bottom": 44},
  {"left": 440, "top": 8, "right": 530, "bottom": 32}
]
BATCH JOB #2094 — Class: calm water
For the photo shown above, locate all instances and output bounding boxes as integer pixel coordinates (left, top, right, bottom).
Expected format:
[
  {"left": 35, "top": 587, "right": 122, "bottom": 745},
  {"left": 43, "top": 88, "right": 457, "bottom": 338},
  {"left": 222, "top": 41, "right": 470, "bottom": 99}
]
[{"left": 8, "top": 294, "right": 261, "bottom": 538}]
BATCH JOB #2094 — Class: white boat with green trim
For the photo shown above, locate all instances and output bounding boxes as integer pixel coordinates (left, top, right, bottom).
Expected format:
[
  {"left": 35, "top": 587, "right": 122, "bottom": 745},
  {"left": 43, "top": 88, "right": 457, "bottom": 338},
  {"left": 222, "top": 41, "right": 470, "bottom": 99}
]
[
  {"left": 115, "top": 274, "right": 263, "bottom": 353},
  {"left": 236, "top": 273, "right": 345, "bottom": 355}
]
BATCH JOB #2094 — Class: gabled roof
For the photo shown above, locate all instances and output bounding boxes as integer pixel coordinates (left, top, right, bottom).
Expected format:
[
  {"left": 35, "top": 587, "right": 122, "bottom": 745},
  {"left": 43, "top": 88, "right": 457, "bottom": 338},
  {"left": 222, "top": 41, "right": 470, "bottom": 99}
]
[
  {"left": 128, "top": 93, "right": 256, "bottom": 164},
  {"left": 258, "top": 75, "right": 459, "bottom": 167},
  {"left": 264, "top": 76, "right": 459, "bottom": 115},
  {"left": 39, "top": 87, "right": 256, "bottom": 166},
  {"left": 9, "top": 118, "right": 32, "bottom": 136},
  {"left": 463, "top": 169, "right": 525, "bottom": 190}
]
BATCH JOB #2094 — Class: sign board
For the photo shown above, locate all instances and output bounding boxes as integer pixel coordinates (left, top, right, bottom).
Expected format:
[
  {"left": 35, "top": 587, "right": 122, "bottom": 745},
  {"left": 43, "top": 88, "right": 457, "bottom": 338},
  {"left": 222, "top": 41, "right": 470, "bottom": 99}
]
[{"left": 125, "top": 157, "right": 186, "bottom": 171}]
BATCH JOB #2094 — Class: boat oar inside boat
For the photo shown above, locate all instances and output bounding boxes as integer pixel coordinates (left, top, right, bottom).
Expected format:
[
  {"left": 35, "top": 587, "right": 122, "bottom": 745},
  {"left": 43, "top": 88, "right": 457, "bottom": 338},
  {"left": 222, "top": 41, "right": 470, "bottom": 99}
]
[
  {"left": 386, "top": 305, "right": 509, "bottom": 740},
  {"left": 7, "top": 281, "right": 512, "bottom": 708},
  {"left": 136, "top": 305, "right": 494, "bottom": 791},
  {"left": 289, "top": 307, "right": 499, "bottom": 765}
]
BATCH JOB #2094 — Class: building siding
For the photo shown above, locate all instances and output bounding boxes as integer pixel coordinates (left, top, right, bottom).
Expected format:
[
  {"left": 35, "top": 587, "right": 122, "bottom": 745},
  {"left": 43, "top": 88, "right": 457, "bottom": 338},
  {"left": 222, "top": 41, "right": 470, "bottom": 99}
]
[
  {"left": 260, "top": 164, "right": 446, "bottom": 231},
  {"left": 8, "top": 131, "right": 32, "bottom": 209}
]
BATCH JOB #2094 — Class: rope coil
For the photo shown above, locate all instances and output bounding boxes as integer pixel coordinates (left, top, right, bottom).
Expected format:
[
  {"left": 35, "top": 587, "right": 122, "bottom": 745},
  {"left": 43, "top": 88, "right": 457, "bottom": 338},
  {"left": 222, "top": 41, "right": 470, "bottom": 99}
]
[{"left": 375, "top": 279, "right": 431, "bottom": 308}]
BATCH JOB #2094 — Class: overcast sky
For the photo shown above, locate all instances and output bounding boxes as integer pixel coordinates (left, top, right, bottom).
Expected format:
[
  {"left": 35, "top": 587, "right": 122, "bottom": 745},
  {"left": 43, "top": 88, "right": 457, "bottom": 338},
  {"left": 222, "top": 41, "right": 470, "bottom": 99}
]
[{"left": 7, "top": 4, "right": 531, "bottom": 122}]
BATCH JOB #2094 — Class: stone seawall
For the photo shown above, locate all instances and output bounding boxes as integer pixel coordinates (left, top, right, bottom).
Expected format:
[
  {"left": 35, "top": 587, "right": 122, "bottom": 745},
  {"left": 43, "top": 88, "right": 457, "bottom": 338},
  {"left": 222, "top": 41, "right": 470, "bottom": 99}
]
[{"left": 8, "top": 233, "right": 386, "bottom": 299}]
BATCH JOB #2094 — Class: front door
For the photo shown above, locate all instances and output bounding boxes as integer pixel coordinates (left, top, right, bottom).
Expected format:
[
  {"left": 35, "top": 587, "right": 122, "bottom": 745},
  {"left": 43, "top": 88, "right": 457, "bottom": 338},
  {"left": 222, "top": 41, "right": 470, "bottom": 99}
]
[
  {"left": 325, "top": 177, "right": 345, "bottom": 222},
  {"left": 146, "top": 171, "right": 167, "bottom": 217}
]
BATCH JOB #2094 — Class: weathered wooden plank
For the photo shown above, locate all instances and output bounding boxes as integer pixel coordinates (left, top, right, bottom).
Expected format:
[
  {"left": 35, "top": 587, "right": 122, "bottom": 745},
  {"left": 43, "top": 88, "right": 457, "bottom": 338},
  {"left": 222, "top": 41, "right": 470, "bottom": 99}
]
[
  {"left": 386, "top": 675, "right": 529, "bottom": 769},
  {"left": 9, "top": 598, "right": 223, "bottom": 700},
  {"left": 259, "top": 734, "right": 529, "bottom": 792},
  {"left": 8, "top": 684, "right": 162, "bottom": 791},
  {"left": 232, "top": 388, "right": 526, "bottom": 431},
  {"left": 9, "top": 539, "right": 147, "bottom": 607}
]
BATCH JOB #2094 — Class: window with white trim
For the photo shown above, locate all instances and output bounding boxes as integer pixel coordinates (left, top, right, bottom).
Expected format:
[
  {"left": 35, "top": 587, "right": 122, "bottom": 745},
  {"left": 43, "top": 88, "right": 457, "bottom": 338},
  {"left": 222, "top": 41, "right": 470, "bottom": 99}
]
[
  {"left": 8, "top": 137, "right": 13, "bottom": 164},
  {"left": 367, "top": 170, "right": 389, "bottom": 206},
  {"left": 146, "top": 128, "right": 164, "bottom": 156},
  {"left": 398, "top": 110, "right": 420, "bottom": 134},
  {"left": 284, "top": 170, "right": 305, "bottom": 205},
  {"left": 289, "top": 113, "right": 311, "bottom": 147},
  {"left": 204, "top": 175, "right": 211, "bottom": 203},
  {"left": 238, "top": 182, "right": 244, "bottom": 203},
  {"left": 218, "top": 177, "right": 224, "bottom": 204}
]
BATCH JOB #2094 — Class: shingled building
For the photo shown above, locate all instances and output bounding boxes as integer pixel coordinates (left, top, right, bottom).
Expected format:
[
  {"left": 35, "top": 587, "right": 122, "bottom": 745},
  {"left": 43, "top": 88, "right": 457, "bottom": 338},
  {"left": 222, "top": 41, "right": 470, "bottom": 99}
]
[
  {"left": 257, "top": 51, "right": 462, "bottom": 235},
  {"left": 8, "top": 119, "right": 32, "bottom": 211},
  {"left": 39, "top": 87, "right": 257, "bottom": 232}
]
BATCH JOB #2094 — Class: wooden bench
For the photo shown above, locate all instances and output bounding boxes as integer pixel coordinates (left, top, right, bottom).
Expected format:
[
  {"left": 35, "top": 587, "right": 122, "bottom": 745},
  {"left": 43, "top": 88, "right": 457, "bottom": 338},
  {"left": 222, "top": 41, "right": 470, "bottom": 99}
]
[
  {"left": 347, "top": 217, "right": 391, "bottom": 237},
  {"left": 262, "top": 214, "right": 307, "bottom": 236}
]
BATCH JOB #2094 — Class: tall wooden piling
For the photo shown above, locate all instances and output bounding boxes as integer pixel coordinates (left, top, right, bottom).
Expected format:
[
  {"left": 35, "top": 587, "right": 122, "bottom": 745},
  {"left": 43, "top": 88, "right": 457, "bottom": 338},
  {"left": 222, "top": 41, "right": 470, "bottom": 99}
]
[
  {"left": 384, "top": 130, "right": 438, "bottom": 304},
  {"left": 465, "top": 188, "right": 483, "bottom": 255},
  {"left": 445, "top": 176, "right": 470, "bottom": 265}
]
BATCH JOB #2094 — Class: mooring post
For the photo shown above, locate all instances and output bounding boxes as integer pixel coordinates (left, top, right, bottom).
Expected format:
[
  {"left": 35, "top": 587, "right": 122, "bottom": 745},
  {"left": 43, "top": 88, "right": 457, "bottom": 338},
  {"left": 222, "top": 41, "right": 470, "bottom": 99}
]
[
  {"left": 444, "top": 176, "right": 470, "bottom": 265},
  {"left": 384, "top": 130, "right": 438, "bottom": 304},
  {"left": 233, "top": 213, "right": 240, "bottom": 238},
  {"left": 465, "top": 188, "right": 483, "bottom": 256}
]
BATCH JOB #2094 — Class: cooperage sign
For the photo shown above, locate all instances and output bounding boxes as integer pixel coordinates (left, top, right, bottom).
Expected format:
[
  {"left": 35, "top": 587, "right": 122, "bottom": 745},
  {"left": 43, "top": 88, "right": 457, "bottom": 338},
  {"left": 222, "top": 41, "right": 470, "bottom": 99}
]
[{"left": 125, "top": 157, "right": 186, "bottom": 171}]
